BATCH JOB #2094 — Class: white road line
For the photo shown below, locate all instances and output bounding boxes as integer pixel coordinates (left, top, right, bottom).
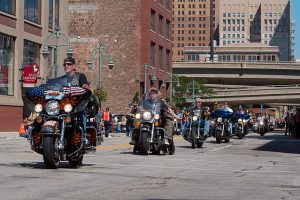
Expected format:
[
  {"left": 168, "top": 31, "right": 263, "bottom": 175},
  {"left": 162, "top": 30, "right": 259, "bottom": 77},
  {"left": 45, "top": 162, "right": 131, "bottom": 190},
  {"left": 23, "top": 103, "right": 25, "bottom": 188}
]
[{"left": 208, "top": 145, "right": 232, "bottom": 152}]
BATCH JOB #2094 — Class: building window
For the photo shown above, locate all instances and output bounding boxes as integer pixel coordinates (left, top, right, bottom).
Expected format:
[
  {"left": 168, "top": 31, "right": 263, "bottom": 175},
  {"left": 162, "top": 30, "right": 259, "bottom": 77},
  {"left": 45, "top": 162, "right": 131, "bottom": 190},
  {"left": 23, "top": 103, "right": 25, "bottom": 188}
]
[
  {"left": 0, "top": 0, "right": 15, "bottom": 15},
  {"left": 150, "top": 42, "right": 155, "bottom": 67},
  {"left": 151, "top": 9, "right": 156, "bottom": 31},
  {"left": 166, "top": 20, "right": 170, "bottom": 39},
  {"left": 48, "top": 0, "right": 53, "bottom": 29},
  {"left": 159, "top": 15, "right": 163, "bottom": 35},
  {"left": 159, "top": 46, "right": 163, "bottom": 70},
  {"left": 166, "top": 0, "right": 170, "bottom": 10},
  {"left": 0, "top": 33, "right": 14, "bottom": 96},
  {"left": 54, "top": 0, "right": 59, "bottom": 28},
  {"left": 24, "top": 0, "right": 41, "bottom": 24},
  {"left": 166, "top": 49, "right": 170, "bottom": 72}
]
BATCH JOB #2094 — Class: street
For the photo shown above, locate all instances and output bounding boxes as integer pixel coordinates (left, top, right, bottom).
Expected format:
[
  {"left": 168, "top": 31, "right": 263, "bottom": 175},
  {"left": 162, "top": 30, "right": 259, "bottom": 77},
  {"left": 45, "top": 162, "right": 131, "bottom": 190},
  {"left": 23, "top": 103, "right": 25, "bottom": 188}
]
[{"left": 0, "top": 131, "right": 300, "bottom": 200}]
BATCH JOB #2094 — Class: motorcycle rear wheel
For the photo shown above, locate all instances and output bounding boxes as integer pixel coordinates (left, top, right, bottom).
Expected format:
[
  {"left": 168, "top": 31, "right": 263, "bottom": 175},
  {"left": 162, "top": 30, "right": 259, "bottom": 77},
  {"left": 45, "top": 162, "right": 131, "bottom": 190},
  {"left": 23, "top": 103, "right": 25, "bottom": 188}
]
[{"left": 43, "top": 136, "right": 60, "bottom": 169}]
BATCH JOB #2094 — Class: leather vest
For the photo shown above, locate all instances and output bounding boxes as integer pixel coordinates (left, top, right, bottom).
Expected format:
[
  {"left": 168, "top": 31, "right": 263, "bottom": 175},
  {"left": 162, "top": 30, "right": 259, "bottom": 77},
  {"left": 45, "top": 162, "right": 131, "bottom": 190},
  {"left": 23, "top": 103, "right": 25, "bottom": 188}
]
[{"left": 67, "top": 73, "right": 81, "bottom": 86}]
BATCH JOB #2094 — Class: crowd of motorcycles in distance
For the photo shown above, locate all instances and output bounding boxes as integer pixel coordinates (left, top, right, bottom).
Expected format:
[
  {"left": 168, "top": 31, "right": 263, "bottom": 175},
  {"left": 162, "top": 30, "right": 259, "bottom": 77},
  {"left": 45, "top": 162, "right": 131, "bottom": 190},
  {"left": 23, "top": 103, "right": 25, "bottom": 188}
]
[{"left": 173, "top": 111, "right": 276, "bottom": 149}]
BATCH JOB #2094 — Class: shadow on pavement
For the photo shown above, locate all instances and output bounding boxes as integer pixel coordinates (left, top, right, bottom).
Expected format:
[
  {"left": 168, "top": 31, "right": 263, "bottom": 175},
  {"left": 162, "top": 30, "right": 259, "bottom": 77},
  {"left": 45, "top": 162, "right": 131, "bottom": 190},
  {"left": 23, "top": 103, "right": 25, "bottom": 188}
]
[
  {"left": 16, "top": 162, "right": 95, "bottom": 169},
  {"left": 254, "top": 139, "right": 300, "bottom": 154}
]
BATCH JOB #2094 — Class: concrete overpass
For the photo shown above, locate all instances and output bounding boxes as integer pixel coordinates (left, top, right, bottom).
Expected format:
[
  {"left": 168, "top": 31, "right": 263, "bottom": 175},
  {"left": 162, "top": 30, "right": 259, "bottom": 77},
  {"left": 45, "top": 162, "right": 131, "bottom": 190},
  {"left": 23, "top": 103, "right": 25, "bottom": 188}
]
[{"left": 173, "top": 62, "right": 300, "bottom": 105}]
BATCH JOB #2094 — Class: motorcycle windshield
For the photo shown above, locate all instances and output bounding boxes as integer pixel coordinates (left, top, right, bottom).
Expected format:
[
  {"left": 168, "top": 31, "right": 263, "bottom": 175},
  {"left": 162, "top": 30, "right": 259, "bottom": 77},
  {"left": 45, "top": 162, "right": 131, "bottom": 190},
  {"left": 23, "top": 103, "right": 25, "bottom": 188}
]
[
  {"left": 26, "top": 77, "right": 91, "bottom": 105},
  {"left": 139, "top": 93, "right": 162, "bottom": 115},
  {"left": 236, "top": 113, "right": 250, "bottom": 120},
  {"left": 211, "top": 108, "right": 233, "bottom": 119}
]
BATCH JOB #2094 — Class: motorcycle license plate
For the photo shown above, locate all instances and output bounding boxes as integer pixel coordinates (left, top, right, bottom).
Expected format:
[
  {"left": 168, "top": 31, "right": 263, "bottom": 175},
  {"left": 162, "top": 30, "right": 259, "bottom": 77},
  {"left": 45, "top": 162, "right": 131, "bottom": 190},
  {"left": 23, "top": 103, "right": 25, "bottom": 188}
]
[
  {"left": 44, "top": 120, "right": 57, "bottom": 126},
  {"left": 45, "top": 90, "right": 63, "bottom": 100}
]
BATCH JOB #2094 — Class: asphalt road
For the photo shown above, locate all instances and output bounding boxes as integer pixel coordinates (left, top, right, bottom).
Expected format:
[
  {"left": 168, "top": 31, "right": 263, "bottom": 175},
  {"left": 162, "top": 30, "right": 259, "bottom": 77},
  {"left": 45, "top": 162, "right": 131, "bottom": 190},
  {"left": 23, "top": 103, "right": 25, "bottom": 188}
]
[{"left": 0, "top": 131, "right": 300, "bottom": 200}]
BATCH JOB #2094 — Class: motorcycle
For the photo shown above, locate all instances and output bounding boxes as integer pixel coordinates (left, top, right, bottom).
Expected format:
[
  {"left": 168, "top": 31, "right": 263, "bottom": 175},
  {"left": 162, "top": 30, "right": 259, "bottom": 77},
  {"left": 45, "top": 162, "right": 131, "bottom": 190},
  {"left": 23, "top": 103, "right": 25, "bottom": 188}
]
[
  {"left": 26, "top": 77, "right": 102, "bottom": 169},
  {"left": 257, "top": 119, "right": 268, "bottom": 136},
  {"left": 234, "top": 113, "right": 250, "bottom": 139},
  {"left": 183, "top": 109, "right": 208, "bottom": 149},
  {"left": 132, "top": 94, "right": 175, "bottom": 155},
  {"left": 211, "top": 109, "right": 233, "bottom": 144},
  {"left": 173, "top": 118, "right": 182, "bottom": 135}
]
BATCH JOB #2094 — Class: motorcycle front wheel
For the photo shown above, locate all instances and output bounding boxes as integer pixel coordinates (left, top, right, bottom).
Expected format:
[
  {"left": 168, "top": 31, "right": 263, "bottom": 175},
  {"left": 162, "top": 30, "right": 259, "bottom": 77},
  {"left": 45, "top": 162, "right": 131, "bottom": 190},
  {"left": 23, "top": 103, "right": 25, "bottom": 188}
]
[
  {"left": 191, "top": 127, "right": 197, "bottom": 149},
  {"left": 43, "top": 136, "right": 60, "bottom": 169},
  {"left": 139, "top": 131, "right": 150, "bottom": 155}
]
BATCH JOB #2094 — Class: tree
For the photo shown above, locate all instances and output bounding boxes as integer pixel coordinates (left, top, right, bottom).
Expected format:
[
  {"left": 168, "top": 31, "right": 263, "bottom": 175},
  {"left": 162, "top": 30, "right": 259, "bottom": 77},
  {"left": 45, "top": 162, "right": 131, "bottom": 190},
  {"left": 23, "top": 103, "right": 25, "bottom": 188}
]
[{"left": 93, "top": 87, "right": 107, "bottom": 102}]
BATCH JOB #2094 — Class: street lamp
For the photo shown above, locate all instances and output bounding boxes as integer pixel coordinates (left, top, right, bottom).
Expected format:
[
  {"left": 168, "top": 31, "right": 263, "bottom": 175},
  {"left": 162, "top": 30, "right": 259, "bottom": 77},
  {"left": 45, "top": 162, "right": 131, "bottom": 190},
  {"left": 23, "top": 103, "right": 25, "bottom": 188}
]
[
  {"left": 86, "top": 43, "right": 114, "bottom": 88},
  {"left": 161, "top": 73, "right": 181, "bottom": 102},
  {"left": 134, "top": 63, "right": 157, "bottom": 94},
  {"left": 186, "top": 80, "right": 202, "bottom": 102},
  {"left": 41, "top": 27, "right": 74, "bottom": 78}
]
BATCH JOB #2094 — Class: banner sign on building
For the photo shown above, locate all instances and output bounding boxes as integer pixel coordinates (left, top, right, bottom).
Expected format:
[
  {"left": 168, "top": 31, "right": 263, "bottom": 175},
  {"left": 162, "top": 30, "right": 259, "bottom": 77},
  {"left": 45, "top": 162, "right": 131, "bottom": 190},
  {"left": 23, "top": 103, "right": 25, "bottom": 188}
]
[
  {"left": 23, "top": 63, "right": 39, "bottom": 87},
  {"left": 0, "top": 65, "right": 8, "bottom": 88}
]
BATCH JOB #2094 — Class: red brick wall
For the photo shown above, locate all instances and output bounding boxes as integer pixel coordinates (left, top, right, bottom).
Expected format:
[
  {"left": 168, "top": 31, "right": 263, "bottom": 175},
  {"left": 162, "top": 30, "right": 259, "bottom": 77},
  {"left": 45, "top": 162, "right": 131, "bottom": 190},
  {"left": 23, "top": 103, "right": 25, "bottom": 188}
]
[
  {"left": 69, "top": 0, "right": 172, "bottom": 114},
  {"left": 0, "top": 14, "right": 16, "bottom": 29},
  {"left": 0, "top": 106, "right": 23, "bottom": 132},
  {"left": 24, "top": 22, "right": 42, "bottom": 37},
  {"left": 69, "top": 0, "right": 141, "bottom": 114}
]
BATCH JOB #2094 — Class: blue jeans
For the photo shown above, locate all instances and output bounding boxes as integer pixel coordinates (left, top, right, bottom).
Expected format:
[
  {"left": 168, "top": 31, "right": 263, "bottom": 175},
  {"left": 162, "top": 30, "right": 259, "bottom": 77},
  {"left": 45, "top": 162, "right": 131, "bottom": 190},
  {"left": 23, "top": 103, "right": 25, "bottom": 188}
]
[
  {"left": 199, "top": 119, "right": 210, "bottom": 136},
  {"left": 227, "top": 122, "right": 233, "bottom": 135},
  {"left": 126, "top": 125, "right": 132, "bottom": 137},
  {"left": 78, "top": 110, "right": 87, "bottom": 142}
]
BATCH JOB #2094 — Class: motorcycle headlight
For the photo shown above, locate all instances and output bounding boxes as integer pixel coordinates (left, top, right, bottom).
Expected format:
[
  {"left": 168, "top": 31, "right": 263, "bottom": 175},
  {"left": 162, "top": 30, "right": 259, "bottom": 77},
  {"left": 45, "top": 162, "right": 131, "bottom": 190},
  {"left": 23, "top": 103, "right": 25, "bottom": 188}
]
[
  {"left": 259, "top": 121, "right": 264, "bottom": 126},
  {"left": 143, "top": 111, "right": 152, "bottom": 120},
  {"left": 45, "top": 101, "right": 60, "bottom": 116},
  {"left": 238, "top": 119, "right": 242, "bottom": 123},
  {"left": 34, "top": 104, "right": 43, "bottom": 113},
  {"left": 243, "top": 119, "right": 246, "bottom": 123},
  {"left": 192, "top": 116, "right": 198, "bottom": 121},
  {"left": 154, "top": 114, "right": 160, "bottom": 120},
  {"left": 135, "top": 113, "right": 141, "bottom": 119},
  {"left": 217, "top": 117, "right": 222, "bottom": 123},
  {"left": 64, "top": 104, "right": 73, "bottom": 113}
]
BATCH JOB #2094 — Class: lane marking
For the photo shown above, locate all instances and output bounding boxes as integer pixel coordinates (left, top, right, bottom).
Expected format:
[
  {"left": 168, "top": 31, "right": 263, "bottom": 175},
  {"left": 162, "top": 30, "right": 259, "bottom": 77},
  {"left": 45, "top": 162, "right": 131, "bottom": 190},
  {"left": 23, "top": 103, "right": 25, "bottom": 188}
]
[{"left": 208, "top": 145, "right": 232, "bottom": 152}]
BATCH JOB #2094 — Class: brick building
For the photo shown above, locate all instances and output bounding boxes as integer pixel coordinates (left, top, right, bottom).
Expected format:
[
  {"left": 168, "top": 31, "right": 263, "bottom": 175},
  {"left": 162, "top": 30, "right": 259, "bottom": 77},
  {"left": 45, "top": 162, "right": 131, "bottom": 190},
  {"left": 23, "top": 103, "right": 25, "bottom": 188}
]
[
  {"left": 0, "top": 0, "right": 69, "bottom": 131},
  {"left": 172, "top": 0, "right": 219, "bottom": 62},
  {"left": 69, "top": 0, "right": 172, "bottom": 114}
]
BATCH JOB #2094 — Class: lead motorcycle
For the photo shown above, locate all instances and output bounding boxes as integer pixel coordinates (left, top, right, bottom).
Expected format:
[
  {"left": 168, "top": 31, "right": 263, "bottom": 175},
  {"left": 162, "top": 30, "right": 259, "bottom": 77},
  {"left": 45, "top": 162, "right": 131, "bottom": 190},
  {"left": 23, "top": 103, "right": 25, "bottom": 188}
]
[
  {"left": 26, "top": 77, "right": 102, "bottom": 169},
  {"left": 183, "top": 109, "right": 209, "bottom": 149},
  {"left": 211, "top": 108, "right": 233, "bottom": 143},
  {"left": 132, "top": 94, "right": 175, "bottom": 155}
]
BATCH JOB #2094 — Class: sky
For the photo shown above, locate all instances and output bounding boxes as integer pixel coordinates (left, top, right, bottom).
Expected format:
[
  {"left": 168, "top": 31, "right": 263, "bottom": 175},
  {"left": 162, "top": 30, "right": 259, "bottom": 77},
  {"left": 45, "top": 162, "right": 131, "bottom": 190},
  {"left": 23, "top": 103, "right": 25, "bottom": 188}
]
[{"left": 292, "top": 0, "right": 300, "bottom": 59}]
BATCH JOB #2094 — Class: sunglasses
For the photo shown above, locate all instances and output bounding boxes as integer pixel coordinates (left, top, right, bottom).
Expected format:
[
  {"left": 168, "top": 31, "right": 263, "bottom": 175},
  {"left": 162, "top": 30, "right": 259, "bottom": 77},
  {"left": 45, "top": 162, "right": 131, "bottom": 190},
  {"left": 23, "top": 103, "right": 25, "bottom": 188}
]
[{"left": 63, "top": 63, "right": 73, "bottom": 67}]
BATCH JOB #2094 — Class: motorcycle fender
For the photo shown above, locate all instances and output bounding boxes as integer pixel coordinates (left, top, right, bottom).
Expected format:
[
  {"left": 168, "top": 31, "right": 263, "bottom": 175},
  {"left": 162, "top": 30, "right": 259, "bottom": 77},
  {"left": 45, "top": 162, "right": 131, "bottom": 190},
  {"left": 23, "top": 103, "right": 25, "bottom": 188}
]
[{"left": 40, "top": 121, "right": 58, "bottom": 136}]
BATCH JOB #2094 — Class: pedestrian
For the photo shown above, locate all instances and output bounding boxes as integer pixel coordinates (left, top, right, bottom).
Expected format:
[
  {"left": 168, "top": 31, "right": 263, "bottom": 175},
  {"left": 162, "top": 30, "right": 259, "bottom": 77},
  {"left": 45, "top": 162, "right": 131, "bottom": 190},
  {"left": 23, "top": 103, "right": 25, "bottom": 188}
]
[
  {"left": 121, "top": 115, "right": 127, "bottom": 133},
  {"left": 103, "top": 107, "right": 112, "bottom": 137},
  {"left": 125, "top": 113, "right": 134, "bottom": 137}
]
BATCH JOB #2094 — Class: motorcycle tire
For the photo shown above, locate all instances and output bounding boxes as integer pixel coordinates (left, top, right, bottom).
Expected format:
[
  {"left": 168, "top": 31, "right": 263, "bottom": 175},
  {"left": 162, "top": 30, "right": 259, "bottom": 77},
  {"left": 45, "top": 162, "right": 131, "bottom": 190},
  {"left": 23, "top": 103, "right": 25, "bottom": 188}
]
[
  {"left": 105, "top": 131, "right": 109, "bottom": 137},
  {"left": 216, "top": 130, "right": 222, "bottom": 144},
  {"left": 68, "top": 155, "right": 83, "bottom": 168},
  {"left": 196, "top": 139, "right": 203, "bottom": 148},
  {"left": 133, "top": 145, "right": 139, "bottom": 154},
  {"left": 43, "top": 136, "right": 60, "bottom": 169},
  {"left": 191, "top": 127, "right": 197, "bottom": 149},
  {"left": 139, "top": 131, "right": 150, "bottom": 155},
  {"left": 260, "top": 132, "right": 265, "bottom": 136}
]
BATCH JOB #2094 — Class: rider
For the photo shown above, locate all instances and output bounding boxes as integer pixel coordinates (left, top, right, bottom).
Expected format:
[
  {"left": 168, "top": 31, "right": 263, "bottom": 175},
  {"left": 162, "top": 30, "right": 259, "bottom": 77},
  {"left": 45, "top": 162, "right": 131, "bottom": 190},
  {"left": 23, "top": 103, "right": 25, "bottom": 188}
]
[
  {"left": 130, "top": 87, "right": 178, "bottom": 145},
  {"left": 190, "top": 97, "right": 210, "bottom": 138},
  {"left": 60, "top": 57, "right": 91, "bottom": 149},
  {"left": 223, "top": 101, "right": 234, "bottom": 136},
  {"left": 234, "top": 105, "right": 249, "bottom": 133}
]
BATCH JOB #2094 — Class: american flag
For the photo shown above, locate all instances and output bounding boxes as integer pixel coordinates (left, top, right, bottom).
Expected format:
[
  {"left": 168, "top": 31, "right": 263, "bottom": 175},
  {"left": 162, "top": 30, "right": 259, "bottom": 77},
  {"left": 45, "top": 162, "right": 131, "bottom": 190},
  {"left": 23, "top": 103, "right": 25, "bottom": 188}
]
[{"left": 63, "top": 86, "right": 87, "bottom": 96}]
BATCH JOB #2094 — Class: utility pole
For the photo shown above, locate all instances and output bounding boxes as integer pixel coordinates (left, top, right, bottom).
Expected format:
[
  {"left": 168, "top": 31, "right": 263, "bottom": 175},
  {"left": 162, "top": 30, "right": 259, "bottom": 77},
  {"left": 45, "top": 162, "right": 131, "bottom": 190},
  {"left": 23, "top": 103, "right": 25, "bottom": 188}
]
[{"left": 210, "top": 0, "right": 214, "bottom": 62}]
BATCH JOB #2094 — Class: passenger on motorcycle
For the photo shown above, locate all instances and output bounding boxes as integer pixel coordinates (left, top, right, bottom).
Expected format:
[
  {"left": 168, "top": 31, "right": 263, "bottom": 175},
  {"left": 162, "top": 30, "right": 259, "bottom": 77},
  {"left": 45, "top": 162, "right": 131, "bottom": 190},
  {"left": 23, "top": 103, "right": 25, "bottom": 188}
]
[{"left": 130, "top": 87, "right": 178, "bottom": 146}]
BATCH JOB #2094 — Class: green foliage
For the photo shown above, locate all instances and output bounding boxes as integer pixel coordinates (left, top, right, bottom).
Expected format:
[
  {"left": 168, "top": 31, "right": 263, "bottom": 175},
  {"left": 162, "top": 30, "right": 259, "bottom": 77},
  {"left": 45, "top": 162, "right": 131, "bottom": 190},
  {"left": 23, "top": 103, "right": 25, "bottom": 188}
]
[
  {"left": 93, "top": 87, "right": 107, "bottom": 102},
  {"left": 132, "top": 92, "right": 140, "bottom": 104},
  {"left": 168, "top": 76, "right": 215, "bottom": 109}
]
